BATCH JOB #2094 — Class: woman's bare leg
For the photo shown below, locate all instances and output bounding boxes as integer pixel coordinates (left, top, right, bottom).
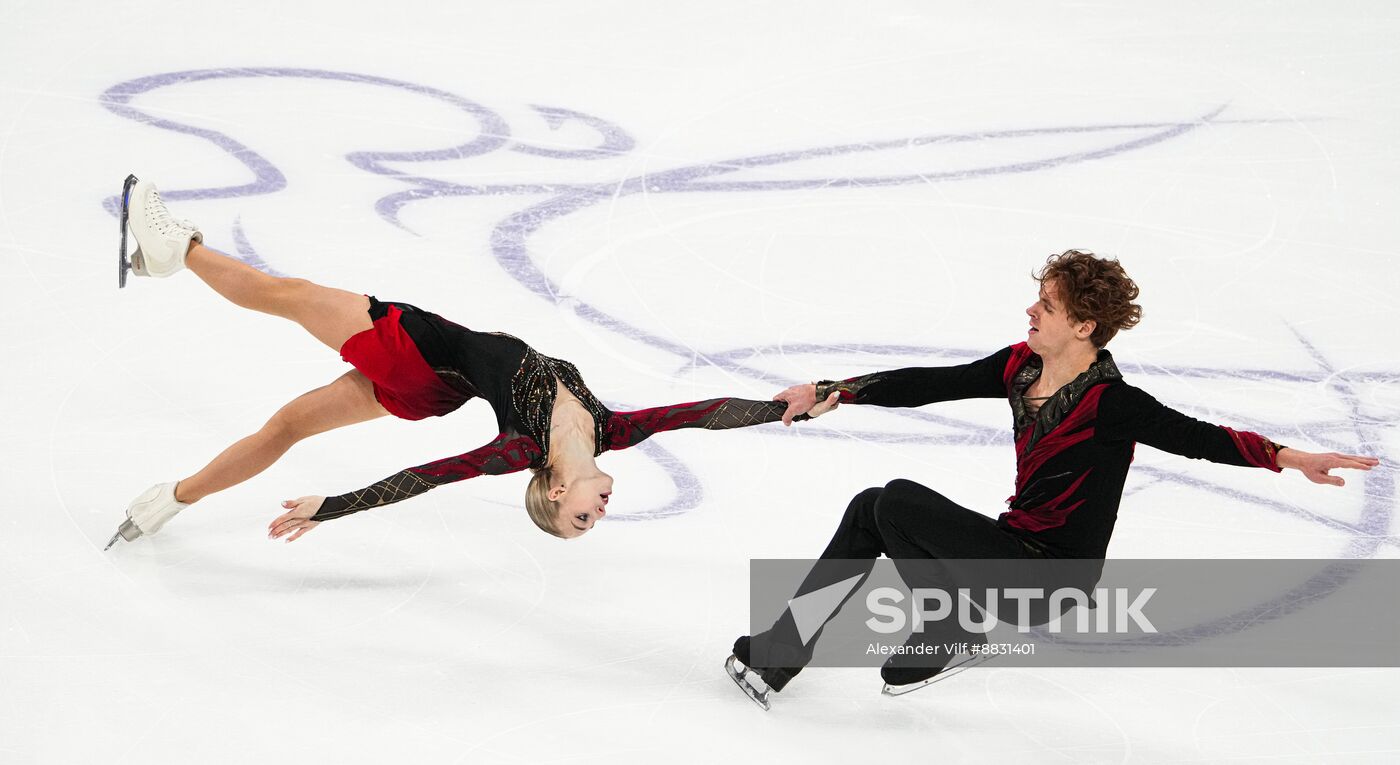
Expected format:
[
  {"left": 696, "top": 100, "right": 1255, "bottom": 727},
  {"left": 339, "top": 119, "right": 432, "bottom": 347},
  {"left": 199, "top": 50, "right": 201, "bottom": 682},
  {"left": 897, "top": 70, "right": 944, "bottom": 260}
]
[
  {"left": 184, "top": 242, "right": 373, "bottom": 352},
  {"left": 174, "top": 371, "right": 388, "bottom": 504}
]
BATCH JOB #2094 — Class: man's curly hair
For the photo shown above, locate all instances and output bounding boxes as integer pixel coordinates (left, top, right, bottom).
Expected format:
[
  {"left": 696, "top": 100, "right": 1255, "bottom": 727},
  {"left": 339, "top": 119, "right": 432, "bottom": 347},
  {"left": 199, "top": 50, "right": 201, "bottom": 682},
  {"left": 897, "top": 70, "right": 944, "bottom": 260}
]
[{"left": 1034, "top": 250, "right": 1142, "bottom": 348}]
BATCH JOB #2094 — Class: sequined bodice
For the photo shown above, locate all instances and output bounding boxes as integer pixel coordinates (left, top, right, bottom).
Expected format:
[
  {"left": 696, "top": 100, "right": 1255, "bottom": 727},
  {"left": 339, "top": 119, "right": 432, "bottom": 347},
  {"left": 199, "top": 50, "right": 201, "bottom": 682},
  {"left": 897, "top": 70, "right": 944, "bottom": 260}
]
[{"left": 510, "top": 346, "right": 611, "bottom": 467}]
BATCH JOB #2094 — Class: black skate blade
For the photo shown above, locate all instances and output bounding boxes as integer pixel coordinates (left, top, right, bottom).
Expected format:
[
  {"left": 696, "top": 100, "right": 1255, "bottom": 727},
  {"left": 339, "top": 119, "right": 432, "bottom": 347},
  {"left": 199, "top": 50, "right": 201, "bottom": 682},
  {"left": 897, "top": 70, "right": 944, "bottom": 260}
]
[
  {"left": 725, "top": 655, "right": 771, "bottom": 711},
  {"left": 881, "top": 653, "right": 991, "bottom": 697},
  {"left": 118, "top": 174, "right": 137, "bottom": 289}
]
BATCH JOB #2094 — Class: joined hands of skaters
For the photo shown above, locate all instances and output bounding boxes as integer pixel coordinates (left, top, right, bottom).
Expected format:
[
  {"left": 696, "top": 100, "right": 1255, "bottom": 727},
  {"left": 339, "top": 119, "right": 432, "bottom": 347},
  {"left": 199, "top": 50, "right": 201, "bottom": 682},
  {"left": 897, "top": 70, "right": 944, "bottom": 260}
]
[
  {"left": 269, "top": 496, "right": 325, "bottom": 542},
  {"left": 775, "top": 384, "right": 840, "bottom": 426}
]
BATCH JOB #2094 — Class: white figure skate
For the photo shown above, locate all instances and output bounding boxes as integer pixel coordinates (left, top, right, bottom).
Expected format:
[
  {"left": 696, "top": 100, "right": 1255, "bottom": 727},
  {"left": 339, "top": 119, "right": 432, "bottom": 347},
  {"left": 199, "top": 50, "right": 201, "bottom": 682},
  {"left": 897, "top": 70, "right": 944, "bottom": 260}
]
[
  {"left": 104, "top": 482, "right": 189, "bottom": 550},
  {"left": 117, "top": 174, "right": 202, "bottom": 287}
]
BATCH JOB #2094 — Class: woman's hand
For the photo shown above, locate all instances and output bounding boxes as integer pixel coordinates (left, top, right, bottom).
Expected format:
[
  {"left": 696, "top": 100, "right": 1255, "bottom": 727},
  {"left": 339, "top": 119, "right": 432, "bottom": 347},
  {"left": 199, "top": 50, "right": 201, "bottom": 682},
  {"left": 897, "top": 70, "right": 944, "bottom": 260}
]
[
  {"left": 806, "top": 391, "right": 841, "bottom": 420},
  {"left": 269, "top": 496, "right": 325, "bottom": 542},
  {"left": 1276, "top": 448, "right": 1379, "bottom": 486}
]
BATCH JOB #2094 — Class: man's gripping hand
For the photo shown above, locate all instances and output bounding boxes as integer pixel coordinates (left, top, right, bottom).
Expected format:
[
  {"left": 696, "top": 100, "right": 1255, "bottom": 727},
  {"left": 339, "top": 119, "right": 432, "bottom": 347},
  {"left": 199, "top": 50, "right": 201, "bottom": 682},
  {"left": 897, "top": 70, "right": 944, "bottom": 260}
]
[{"left": 774, "top": 383, "right": 838, "bottom": 426}]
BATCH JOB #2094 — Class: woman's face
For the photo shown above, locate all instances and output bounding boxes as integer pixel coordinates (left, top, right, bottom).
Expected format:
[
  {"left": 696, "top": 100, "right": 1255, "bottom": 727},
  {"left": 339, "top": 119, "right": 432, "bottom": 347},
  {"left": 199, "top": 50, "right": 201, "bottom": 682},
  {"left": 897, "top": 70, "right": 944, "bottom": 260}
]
[{"left": 553, "top": 472, "right": 613, "bottom": 538}]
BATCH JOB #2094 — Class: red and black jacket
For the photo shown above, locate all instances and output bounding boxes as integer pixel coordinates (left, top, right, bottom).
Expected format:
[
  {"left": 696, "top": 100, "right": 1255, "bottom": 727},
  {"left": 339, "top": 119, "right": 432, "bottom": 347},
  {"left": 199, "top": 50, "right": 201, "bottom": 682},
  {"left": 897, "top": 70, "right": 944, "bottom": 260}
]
[{"left": 819, "top": 343, "right": 1282, "bottom": 559}]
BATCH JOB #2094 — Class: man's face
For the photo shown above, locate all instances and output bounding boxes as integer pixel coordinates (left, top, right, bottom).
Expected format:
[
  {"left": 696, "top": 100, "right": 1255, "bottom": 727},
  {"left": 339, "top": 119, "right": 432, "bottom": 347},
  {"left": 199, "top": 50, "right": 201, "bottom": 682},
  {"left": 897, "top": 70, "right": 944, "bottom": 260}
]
[{"left": 1025, "top": 280, "right": 1090, "bottom": 355}]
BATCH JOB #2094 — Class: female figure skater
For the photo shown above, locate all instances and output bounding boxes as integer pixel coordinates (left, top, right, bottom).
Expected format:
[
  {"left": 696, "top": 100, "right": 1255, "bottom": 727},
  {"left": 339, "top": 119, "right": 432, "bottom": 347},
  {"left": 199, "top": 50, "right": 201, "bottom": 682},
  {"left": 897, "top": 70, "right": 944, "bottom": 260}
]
[
  {"left": 725, "top": 250, "right": 1378, "bottom": 709},
  {"left": 107, "top": 178, "right": 837, "bottom": 548}
]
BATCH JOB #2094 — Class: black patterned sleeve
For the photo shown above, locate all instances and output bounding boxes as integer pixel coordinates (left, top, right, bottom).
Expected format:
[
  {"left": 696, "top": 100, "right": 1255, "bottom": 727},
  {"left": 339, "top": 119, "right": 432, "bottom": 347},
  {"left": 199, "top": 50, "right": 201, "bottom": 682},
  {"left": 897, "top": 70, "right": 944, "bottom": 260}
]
[
  {"left": 604, "top": 398, "right": 788, "bottom": 452},
  {"left": 311, "top": 433, "right": 543, "bottom": 521},
  {"left": 813, "top": 346, "right": 1014, "bottom": 408}
]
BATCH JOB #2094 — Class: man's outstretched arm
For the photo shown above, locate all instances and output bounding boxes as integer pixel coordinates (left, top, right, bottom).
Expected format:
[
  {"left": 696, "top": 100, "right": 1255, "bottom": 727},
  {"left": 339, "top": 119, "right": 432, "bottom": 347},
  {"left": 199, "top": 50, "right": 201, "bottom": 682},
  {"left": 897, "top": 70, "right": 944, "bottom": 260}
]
[
  {"left": 1097, "top": 384, "right": 1378, "bottom": 483},
  {"left": 774, "top": 346, "right": 1016, "bottom": 425}
]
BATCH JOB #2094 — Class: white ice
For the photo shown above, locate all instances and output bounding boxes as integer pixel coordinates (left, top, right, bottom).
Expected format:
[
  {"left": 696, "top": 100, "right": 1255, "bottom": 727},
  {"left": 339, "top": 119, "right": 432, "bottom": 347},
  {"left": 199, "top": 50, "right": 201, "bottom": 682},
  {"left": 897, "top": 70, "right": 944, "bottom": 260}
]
[{"left": 2, "top": 1, "right": 1398, "bottom": 762}]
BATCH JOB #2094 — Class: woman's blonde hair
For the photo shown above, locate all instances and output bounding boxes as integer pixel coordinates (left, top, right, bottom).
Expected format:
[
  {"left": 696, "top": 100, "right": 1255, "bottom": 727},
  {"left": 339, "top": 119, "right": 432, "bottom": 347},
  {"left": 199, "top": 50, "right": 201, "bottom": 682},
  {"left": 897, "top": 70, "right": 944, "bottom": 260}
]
[{"left": 525, "top": 468, "right": 566, "bottom": 538}]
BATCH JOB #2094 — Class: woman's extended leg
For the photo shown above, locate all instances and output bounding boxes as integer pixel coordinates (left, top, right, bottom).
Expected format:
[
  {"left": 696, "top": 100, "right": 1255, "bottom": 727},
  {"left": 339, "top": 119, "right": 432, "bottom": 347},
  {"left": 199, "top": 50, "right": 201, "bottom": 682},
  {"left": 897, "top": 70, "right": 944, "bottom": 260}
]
[
  {"left": 174, "top": 370, "right": 389, "bottom": 504},
  {"left": 184, "top": 242, "right": 373, "bottom": 352}
]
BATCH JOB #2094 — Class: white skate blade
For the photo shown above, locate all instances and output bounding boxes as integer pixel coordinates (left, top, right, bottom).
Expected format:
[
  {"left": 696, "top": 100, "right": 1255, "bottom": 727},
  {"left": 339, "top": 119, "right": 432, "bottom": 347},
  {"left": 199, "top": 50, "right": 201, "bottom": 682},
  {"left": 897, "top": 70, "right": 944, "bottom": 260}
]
[
  {"left": 118, "top": 174, "right": 138, "bottom": 288},
  {"left": 881, "top": 653, "right": 991, "bottom": 697},
  {"left": 725, "top": 655, "right": 772, "bottom": 711}
]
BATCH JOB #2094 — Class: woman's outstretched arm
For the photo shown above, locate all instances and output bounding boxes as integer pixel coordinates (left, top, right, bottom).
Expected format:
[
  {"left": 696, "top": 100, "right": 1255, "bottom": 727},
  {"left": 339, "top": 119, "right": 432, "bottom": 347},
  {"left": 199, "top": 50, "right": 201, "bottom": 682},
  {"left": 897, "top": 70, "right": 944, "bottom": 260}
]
[
  {"left": 268, "top": 433, "right": 542, "bottom": 541},
  {"left": 604, "top": 395, "right": 835, "bottom": 452}
]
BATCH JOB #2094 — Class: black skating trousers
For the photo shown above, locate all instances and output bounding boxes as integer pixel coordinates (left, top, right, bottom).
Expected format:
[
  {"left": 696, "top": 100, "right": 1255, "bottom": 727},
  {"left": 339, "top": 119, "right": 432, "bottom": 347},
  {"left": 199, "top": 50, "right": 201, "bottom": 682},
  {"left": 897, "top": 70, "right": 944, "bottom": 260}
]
[
  {"left": 820, "top": 479, "right": 1036, "bottom": 561},
  {"left": 766, "top": 479, "right": 1099, "bottom": 653}
]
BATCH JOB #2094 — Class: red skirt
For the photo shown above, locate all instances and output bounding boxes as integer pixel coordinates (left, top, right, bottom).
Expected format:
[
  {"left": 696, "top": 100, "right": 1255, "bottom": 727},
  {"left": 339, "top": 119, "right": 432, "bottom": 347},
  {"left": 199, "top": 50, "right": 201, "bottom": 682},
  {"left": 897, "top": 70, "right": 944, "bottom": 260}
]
[{"left": 339, "top": 302, "right": 469, "bottom": 420}]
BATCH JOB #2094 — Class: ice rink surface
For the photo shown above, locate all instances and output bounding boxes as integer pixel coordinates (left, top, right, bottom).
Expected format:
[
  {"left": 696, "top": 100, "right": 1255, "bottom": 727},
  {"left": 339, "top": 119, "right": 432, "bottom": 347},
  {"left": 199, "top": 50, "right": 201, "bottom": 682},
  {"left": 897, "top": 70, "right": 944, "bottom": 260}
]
[{"left": 2, "top": 1, "right": 1398, "bottom": 762}]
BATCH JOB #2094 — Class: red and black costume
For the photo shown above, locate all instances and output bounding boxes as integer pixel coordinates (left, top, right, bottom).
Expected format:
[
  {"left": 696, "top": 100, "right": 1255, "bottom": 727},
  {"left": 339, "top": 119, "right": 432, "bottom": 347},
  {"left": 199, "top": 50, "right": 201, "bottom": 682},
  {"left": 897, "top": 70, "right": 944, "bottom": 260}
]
[
  {"left": 816, "top": 342, "right": 1284, "bottom": 559},
  {"left": 315, "top": 298, "right": 790, "bottom": 521},
  {"left": 740, "top": 343, "right": 1287, "bottom": 687}
]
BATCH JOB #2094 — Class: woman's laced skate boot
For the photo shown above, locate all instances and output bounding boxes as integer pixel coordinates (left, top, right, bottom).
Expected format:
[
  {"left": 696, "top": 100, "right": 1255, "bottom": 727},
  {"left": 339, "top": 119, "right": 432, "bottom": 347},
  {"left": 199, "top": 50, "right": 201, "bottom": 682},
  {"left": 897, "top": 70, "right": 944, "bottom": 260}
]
[
  {"left": 125, "top": 179, "right": 202, "bottom": 279},
  {"left": 104, "top": 482, "right": 190, "bottom": 550}
]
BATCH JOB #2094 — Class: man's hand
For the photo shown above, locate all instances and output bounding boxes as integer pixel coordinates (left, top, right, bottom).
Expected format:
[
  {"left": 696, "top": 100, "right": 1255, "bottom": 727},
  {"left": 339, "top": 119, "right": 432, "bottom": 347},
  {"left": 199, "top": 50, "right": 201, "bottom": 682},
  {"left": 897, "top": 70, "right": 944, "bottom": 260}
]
[
  {"left": 774, "top": 383, "right": 818, "bottom": 426},
  {"left": 1276, "top": 448, "right": 1379, "bottom": 486},
  {"left": 269, "top": 496, "right": 325, "bottom": 542}
]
